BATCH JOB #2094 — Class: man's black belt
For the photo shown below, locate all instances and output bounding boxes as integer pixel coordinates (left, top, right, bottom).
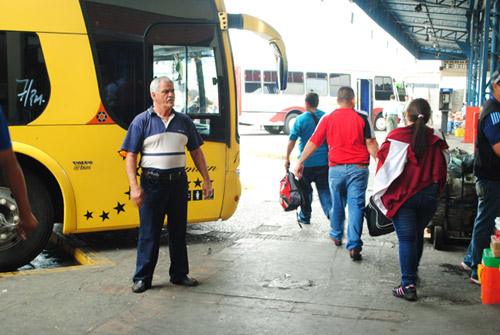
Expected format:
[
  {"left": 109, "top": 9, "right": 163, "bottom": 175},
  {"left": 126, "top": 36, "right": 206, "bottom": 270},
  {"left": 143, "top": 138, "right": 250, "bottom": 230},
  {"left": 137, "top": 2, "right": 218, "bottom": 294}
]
[{"left": 141, "top": 168, "right": 184, "bottom": 181}]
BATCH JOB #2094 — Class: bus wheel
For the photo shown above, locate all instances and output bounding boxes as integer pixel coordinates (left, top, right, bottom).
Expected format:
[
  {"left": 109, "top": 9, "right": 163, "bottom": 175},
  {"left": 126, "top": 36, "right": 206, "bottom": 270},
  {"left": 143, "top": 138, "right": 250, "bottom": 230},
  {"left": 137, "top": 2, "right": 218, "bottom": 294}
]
[
  {"left": 283, "top": 113, "right": 299, "bottom": 135},
  {"left": 374, "top": 113, "right": 386, "bottom": 131},
  {"left": 0, "top": 171, "right": 54, "bottom": 271},
  {"left": 264, "top": 126, "right": 282, "bottom": 134}
]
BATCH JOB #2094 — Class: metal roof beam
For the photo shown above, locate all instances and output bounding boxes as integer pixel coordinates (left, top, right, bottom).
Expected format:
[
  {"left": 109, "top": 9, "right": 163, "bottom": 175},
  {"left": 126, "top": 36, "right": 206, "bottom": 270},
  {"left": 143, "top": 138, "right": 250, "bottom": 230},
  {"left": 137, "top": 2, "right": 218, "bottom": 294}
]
[{"left": 352, "top": 0, "right": 420, "bottom": 57}]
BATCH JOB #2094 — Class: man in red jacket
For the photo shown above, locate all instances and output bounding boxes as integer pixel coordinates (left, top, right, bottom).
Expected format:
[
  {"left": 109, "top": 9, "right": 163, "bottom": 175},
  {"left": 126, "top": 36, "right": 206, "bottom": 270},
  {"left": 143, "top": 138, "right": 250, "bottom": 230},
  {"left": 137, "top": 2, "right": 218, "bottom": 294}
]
[{"left": 295, "top": 86, "right": 378, "bottom": 260}]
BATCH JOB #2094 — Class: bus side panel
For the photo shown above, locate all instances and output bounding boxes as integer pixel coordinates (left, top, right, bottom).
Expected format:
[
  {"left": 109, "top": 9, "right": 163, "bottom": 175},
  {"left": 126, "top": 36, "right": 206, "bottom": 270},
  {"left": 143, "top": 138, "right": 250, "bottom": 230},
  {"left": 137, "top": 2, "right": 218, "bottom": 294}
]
[
  {"left": 33, "top": 33, "right": 100, "bottom": 125},
  {"left": 11, "top": 125, "right": 226, "bottom": 232},
  {"left": 10, "top": 141, "right": 77, "bottom": 233},
  {"left": 0, "top": 0, "right": 85, "bottom": 34}
]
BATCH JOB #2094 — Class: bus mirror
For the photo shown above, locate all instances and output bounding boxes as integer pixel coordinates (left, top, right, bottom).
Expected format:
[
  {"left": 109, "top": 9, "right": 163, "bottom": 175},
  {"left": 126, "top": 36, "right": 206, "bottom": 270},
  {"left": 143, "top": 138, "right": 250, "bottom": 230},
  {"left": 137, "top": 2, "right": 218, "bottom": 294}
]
[
  {"left": 270, "top": 41, "right": 288, "bottom": 90},
  {"left": 225, "top": 13, "right": 288, "bottom": 91}
]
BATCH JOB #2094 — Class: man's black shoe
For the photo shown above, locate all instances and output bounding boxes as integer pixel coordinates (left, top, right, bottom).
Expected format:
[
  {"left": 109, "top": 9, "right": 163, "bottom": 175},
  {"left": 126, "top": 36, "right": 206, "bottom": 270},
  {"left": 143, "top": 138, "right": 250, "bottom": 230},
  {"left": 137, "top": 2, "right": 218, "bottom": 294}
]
[
  {"left": 170, "top": 276, "right": 199, "bottom": 287},
  {"left": 349, "top": 249, "right": 362, "bottom": 261},
  {"left": 132, "top": 280, "right": 151, "bottom": 293}
]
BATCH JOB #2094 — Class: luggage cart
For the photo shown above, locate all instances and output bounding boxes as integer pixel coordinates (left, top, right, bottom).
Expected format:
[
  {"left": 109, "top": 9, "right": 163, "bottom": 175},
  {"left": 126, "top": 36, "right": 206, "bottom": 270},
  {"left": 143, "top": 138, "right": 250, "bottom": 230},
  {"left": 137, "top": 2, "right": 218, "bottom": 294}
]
[{"left": 428, "top": 151, "right": 476, "bottom": 250}]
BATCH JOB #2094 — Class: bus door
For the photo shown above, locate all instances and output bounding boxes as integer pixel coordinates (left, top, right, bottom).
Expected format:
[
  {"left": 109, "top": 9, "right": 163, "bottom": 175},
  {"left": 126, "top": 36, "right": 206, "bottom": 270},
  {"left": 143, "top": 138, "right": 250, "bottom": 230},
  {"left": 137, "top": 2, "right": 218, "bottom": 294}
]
[
  {"left": 144, "top": 23, "right": 228, "bottom": 222},
  {"left": 356, "top": 78, "right": 373, "bottom": 120}
]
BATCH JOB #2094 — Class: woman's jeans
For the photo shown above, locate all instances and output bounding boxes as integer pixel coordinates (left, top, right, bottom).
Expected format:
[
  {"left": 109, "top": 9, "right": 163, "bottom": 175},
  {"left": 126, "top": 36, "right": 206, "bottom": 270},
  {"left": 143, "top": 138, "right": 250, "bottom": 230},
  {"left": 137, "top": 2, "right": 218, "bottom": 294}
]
[
  {"left": 392, "top": 184, "right": 439, "bottom": 286},
  {"left": 329, "top": 164, "right": 369, "bottom": 251}
]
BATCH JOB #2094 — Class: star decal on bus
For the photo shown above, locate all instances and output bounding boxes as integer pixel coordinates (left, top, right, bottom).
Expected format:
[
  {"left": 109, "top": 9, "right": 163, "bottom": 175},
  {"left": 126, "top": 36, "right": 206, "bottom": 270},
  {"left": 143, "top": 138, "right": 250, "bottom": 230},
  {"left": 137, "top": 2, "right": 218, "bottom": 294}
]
[
  {"left": 194, "top": 178, "right": 202, "bottom": 187},
  {"left": 100, "top": 211, "right": 110, "bottom": 221},
  {"left": 84, "top": 211, "right": 93, "bottom": 220},
  {"left": 114, "top": 202, "right": 125, "bottom": 214}
]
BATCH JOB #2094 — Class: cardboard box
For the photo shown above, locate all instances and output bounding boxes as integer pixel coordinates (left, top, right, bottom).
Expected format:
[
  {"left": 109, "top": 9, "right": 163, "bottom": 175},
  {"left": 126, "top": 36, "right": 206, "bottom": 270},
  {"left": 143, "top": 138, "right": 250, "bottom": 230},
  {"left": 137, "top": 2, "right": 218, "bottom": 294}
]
[{"left": 491, "top": 235, "right": 500, "bottom": 258}]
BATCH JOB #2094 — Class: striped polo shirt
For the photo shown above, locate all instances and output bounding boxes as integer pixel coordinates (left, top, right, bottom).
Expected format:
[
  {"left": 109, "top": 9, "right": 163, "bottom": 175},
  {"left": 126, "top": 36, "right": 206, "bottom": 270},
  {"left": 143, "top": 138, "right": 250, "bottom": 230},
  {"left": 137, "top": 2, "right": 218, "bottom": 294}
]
[{"left": 121, "top": 107, "right": 203, "bottom": 171}]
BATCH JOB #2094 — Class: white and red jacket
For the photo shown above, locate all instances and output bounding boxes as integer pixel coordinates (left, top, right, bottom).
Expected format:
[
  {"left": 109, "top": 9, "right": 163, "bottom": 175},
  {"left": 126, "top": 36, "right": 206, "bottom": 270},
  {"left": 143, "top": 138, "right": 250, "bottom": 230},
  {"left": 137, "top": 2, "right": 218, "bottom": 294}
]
[{"left": 373, "top": 126, "right": 449, "bottom": 219}]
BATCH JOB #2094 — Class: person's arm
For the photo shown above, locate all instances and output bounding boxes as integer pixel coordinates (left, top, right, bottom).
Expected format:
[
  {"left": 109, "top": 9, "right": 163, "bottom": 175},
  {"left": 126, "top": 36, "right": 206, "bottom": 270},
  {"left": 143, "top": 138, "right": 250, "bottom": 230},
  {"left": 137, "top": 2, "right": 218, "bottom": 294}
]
[
  {"left": 493, "top": 143, "right": 500, "bottom": 157},
  {"left": 365, "top": 138, "right": 379, "bottom": 161},
  {"left": 125, "top": 152, "right": 145, "bottom": 207},
  {"left": 285, "top": 140, "right": 296, "bottom": 169},
  {"left": 190, "top": 147, "right": 213, "bottom": 198},
  {"left": 0, "top": 149, "right": 39, "bottom": 239},
  {"left": 294, "top": 141, "right": 318, "bottom": 179}
]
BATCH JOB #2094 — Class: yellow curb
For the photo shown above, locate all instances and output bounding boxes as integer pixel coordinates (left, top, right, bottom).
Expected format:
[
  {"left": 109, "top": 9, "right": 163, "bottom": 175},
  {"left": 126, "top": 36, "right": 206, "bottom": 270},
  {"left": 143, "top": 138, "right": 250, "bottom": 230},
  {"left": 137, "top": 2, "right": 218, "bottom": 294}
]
[{"left": 0, "top": 233, "right": 114, "bottom": 277}]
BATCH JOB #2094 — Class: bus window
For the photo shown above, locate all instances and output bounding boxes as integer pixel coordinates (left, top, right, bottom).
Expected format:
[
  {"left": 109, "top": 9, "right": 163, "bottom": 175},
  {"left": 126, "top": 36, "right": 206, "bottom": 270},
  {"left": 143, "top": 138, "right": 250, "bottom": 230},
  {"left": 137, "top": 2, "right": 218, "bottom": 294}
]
[
  {"left": 283, "top": 71, "right": 304, "bottom": 95},
  {"left": 0, "top": 31, "right": 50, "bottom": 125},
  {"left": 152, "top": 46, "right": 220, "bottom": 115},
  {"left": 374, "top": 76, "right": 393, "bottom": 101},
  {"left": 306, "top": 72, "right": 328, "bottom": 96},
  {"left": 263, "top": 70, "right": 278, "bottom": 94},
  {"left": 245, "top": 70, "right": 261, "bottom": 94},
  {"left": 146, "top": 23, "right": 226, "bottom": 141},
  {"left": 329, "top": 73, "right": 350, "bottom": 97}
]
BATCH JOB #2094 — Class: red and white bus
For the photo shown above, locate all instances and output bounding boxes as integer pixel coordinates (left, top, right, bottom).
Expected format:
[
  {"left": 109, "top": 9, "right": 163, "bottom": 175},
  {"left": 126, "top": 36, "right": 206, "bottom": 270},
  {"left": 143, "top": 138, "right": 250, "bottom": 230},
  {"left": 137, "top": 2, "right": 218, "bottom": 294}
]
[{"left": 236, "top": 66, "right": 405, "bottom": 133}]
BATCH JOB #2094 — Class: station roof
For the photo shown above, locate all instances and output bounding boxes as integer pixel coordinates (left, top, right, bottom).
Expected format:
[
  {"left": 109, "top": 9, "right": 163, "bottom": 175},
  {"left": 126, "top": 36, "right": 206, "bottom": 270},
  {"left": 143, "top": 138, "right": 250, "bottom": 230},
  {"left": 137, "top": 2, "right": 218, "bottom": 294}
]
[{"left": 352, "top": 0, "right": 471, "bottom": 61}]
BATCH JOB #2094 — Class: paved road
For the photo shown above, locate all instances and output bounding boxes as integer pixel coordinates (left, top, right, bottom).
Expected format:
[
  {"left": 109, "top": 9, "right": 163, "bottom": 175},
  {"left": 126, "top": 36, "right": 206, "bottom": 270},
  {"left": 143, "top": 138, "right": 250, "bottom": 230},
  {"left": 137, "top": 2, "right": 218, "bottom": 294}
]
[{"left": 2, "top": 126, "right": 497, "bottom": 335}]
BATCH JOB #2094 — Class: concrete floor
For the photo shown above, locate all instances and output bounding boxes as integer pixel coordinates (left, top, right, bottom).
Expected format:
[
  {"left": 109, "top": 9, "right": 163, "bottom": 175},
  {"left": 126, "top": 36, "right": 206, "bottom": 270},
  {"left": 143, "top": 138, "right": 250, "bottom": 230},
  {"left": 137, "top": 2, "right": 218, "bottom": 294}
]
[{"left": 1, "top": 131, "right": 499, "bottom": 335}]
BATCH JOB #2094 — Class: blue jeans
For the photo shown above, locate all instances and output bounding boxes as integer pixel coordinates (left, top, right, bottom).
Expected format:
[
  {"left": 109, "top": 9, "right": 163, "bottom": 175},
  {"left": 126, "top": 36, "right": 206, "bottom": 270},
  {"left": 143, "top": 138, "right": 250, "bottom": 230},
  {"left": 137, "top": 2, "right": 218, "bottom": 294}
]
[
  {"left": 328, "top": 164, "right": 369, "bottom": 251},
  {"left": 298, "top": 165, "right": 332, "bottom": 222},
  {"left": 133, "top": 171, "right": 189, "bottom": 284},
  {"left": 463, "top": 178, "right": 500, "bottom": 279},
  {"left": 392, "top": 184, "right": 439, "bottom": 286}
]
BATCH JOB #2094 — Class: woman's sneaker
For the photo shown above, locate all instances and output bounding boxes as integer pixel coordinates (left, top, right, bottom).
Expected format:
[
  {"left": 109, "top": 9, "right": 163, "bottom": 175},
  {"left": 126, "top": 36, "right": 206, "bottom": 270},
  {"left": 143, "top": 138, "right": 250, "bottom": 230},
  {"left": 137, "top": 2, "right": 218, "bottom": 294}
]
[
  {"left": 392, "top": 283, "right": 417, "bottom": 301},
  {"left": 461, "top": 261, "right": 472, "bottom": 271}
]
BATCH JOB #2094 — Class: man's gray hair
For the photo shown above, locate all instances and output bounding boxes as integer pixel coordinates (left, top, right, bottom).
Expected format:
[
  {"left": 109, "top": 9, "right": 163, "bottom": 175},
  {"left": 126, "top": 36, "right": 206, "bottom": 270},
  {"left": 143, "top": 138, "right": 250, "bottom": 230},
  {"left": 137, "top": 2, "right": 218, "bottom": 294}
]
[{"left": 150, "top": 76, "right": 173, "bottom": 99}]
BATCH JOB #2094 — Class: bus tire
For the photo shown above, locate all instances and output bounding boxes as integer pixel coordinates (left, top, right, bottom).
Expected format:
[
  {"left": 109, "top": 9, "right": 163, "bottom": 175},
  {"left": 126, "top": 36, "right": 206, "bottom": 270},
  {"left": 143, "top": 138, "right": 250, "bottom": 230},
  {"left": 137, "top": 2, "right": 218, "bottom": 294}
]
[
  {"left": 374, "top": 113, "right": 386, "bottom": 131},
  {"left": 0, "top": 171, "right": 55, "bottom": 271},
  {"left": 264, "top": 126, "right": 282, "bottom": 134},
  {"left": 283, "top": 113, "right": 300, "bottom": 135}
]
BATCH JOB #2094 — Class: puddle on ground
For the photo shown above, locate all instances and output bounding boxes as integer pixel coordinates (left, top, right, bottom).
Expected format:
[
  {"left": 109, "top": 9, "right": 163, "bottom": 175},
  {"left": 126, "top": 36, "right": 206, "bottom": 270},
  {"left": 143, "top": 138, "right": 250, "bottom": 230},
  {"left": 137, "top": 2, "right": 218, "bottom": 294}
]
[
  {"left": 263, "top": 274, "right": 314, "bottom": 290},
  {"left": 439, "top": 263, "right": 469, "bottom": 276},
  {"left": 17, "top": 241, "right": 79, "bottom": 271}
]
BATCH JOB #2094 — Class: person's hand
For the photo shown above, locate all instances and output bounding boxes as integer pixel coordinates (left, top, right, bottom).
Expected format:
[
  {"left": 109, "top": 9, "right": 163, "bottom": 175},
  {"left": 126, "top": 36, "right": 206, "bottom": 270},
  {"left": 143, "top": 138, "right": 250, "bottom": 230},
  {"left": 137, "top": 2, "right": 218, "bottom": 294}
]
[
  {"left": 203, "top": 180, "right": 213, "bottom": 199},
  {"left": 130, "top": 186, "right": 145, "bottom": 208},
  {"left": 294, "top": 162, "right": 304, "bottom": 179},
  {"left": 16, "top": 212, "right": 39, "bottom": 240},
  {"left": 284, "top": 159, "right": 290, "bottom": 169}
]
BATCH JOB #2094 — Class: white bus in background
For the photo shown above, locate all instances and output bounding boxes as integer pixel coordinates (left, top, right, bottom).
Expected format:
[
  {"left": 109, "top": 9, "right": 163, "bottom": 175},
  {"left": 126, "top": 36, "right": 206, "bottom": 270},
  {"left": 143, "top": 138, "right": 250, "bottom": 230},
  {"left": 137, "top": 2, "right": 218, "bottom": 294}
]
[{"left": 236, "top": 66, "right": 405, "bottom": 134}]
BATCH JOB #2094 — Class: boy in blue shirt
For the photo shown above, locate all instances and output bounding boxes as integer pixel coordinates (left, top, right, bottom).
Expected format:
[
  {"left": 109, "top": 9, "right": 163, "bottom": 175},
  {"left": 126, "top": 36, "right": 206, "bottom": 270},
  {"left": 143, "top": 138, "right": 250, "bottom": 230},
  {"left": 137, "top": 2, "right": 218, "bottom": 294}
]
[{"left": 285, "top": 92, "right": 332, "bottom": 224}]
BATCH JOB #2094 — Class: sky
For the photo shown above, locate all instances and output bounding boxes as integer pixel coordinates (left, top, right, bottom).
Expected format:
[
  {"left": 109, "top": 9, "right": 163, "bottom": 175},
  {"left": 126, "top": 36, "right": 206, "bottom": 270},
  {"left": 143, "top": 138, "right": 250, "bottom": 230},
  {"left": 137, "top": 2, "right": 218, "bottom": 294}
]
[{"left": 224, "top": 0, "right": 440, "bottom": 77}]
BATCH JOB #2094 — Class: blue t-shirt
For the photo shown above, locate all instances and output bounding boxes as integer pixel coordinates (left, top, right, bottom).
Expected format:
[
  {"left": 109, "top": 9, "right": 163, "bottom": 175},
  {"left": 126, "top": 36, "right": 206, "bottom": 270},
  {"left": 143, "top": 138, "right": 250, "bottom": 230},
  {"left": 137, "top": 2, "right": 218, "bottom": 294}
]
[
  {"left": 289, "top": 110, "right": 328, "bottom": 167},
  {"left": 0, "top": 107, "right": 12, "bottom": 151},
  {"left": 121, "top": 107, "right": 203, "bottom": 171}
]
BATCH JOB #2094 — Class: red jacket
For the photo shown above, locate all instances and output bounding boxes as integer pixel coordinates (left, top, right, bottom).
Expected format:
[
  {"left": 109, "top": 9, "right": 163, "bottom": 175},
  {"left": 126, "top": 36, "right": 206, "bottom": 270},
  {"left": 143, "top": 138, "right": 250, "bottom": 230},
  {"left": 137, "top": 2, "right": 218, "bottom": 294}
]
[{"left": 373, "top": 126, "right": 449, "bottom": 219}]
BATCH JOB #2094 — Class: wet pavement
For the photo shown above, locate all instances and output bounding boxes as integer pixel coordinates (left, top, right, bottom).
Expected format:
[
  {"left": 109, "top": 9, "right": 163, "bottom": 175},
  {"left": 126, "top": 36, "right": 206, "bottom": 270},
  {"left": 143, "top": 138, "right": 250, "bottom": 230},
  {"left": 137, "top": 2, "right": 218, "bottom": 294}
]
[{"left": 1, "top": 128, "right": 499, "bottom": 334}]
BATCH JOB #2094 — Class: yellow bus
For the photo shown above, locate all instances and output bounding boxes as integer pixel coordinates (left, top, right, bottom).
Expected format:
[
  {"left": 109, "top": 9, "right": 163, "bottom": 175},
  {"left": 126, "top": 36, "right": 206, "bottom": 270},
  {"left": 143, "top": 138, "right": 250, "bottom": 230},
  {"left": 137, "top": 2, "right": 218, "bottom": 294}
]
[{"left": 0, "top": 0, "right": 287, "bottom": 271}]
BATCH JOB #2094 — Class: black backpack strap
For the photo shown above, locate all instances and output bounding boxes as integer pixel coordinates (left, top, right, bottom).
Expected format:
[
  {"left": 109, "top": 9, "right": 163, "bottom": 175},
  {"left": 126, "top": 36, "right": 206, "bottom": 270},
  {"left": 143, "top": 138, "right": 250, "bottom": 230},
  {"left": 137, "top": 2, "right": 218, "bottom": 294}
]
[{"left": 309, "top": 111, "right": 319, "bottom": 124}]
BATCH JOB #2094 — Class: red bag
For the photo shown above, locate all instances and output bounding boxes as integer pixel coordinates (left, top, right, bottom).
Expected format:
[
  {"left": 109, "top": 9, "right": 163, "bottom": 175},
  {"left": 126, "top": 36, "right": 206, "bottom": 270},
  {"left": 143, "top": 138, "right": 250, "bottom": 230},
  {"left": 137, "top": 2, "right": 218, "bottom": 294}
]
[{"left": 279, "top": 170, "right": 304, "bottom": 211}]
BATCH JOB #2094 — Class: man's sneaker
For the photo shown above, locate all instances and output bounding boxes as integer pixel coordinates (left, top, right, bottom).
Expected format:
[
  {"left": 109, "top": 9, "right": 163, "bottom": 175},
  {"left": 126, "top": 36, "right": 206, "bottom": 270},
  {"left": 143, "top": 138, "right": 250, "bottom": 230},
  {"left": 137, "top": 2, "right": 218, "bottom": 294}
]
[
  {"left": 461, "top": 261, "right": 472, "bottom": 271},
  {"left": 392, "top": 283, "right": 417, "bottom": 301},
  {"left": 297, "top": 218, "right": 310, "bottom": 225},
  {"left": 470, "top": 276, "right": 480, "bottom": 285}
]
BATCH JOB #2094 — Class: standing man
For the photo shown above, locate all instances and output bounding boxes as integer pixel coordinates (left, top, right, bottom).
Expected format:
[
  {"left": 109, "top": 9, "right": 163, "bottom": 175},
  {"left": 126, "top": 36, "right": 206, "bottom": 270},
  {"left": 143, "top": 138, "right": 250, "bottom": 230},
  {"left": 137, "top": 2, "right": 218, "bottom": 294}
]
[
  {"left": 285, "top": 92, "right": 332, "bottom": 224},
  {"left": 295, "top": 86, "right": 378, "bottom": 260},
  {"left": 0, "top": 108, "right": 39, "bottom": 240},
  {"left": 383, "top": 94, "right": 401, "bottom": 132},
  {"left": 122, "top": 76, "right": 212, "bottom": 293},
  {"left": 402, "top": 95, "right": 411, "bottom": 126},
  {"left": 461, "top": 70, "right": 500, "bottom": 284}
]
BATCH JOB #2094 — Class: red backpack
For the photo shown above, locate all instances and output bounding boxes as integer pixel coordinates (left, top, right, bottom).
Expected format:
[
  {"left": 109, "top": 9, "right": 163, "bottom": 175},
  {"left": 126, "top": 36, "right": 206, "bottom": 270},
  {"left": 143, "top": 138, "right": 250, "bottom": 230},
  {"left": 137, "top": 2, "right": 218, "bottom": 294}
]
[{"left": 279, "top": 170, "right": 305, "bottom": 212}]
